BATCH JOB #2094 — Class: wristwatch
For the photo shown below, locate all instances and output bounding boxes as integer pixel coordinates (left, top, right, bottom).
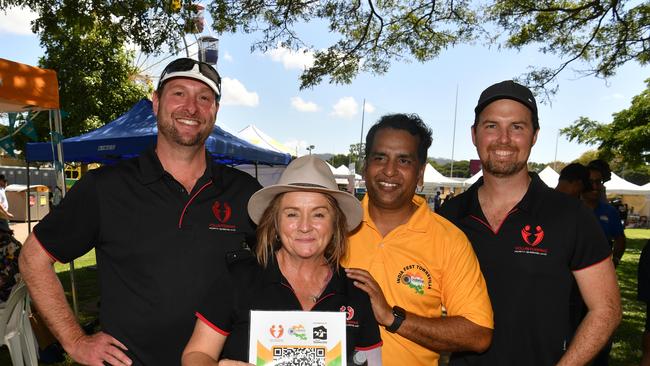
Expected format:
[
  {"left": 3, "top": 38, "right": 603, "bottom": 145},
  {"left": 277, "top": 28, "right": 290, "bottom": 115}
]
[{"left": 386, "top": 306, "right": 406, "bottom": 333}]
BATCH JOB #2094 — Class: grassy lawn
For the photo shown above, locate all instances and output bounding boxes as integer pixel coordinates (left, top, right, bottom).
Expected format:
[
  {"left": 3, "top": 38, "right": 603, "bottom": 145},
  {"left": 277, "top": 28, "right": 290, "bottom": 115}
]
[
  {"left": 611, "top": 228, "right": 650, "bottom": 365},
  {"left": 2, "top": 231, "right": 649, "bottom": 365}
]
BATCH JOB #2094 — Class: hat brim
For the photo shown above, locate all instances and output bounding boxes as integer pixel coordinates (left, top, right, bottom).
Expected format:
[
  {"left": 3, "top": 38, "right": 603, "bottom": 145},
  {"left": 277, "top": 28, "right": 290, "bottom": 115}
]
[{"left": 248, "top": 185, "right": 363, "bottom": 232}]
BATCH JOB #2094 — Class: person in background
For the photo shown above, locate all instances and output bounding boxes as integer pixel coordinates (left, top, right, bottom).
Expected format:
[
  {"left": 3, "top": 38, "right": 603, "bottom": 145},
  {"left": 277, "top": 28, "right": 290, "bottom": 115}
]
[
  {"left": 343, "top": 113, "right": 493, "bottom": 366},
  {"left": 440, "top": 80, "right": 620, "bottom": 366},
  {"left": 584, "top": 161, "right": 626, "bottom": 268},
  {"left": 556, "top": 163, "right": 591, "bottom": 199},
  {"left": 19, "top": 58, "right": 262, "bottom": 365},
  {"left": 182, "top": 156, "right": 382, "bottom": 365},
  {"left": 434, "top": 190, "right": 442, "bottom": 212}
]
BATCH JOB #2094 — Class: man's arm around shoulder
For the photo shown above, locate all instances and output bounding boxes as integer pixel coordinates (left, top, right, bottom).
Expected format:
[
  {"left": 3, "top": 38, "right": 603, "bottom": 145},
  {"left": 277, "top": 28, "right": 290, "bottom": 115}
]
[
  {"left": 19, "top": 234, "right": 132, "bottom": 366},
  {"left": 345, "top": 268, "right": 492, "bottom": 353}
]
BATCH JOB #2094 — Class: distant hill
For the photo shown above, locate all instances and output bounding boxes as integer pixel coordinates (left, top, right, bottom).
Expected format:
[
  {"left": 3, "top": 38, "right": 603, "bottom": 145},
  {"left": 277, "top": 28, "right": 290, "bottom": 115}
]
[{"left": 313, "top": 153, "right": 334, "bottom": 161}]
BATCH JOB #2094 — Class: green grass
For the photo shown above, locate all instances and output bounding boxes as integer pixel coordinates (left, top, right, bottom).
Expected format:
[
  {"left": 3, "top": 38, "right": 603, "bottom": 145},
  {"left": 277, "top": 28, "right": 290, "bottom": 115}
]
[
  {"left": 611, "top": 229, "right": 650, "bottom": 365},
  {"left": 2, "top": 231, "right": 650, "bottom": 365}
]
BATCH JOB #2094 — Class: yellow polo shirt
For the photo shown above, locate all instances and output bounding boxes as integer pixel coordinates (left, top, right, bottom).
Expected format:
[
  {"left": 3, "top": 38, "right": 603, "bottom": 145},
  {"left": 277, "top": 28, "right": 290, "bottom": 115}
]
[{"left": 342, "top": 195, "right": 493, "bottom": 365}]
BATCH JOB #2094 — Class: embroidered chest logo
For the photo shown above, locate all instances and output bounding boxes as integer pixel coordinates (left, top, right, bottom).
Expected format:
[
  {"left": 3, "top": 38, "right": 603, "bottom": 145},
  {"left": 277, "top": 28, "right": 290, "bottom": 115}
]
[
  {"left": 340, "top": 305, "right": 355, "bottom": 320},
  {"left": 521, "top": 225, "right": 544, "bottom": 246},
  {"left": 269, "top": 324, "right": 284, "bottom": 338},
  {"left": 396, "top": 264, "right": 432, "bottom": 295},
  {"left": 212, "top": 201, "right": 232, "bottom": 223},
  {"left": 514, "top": 224, "right": 548, "bottom": 256},
  {"left": 209, "top": 201, "right": 237, "bottom": 231}
]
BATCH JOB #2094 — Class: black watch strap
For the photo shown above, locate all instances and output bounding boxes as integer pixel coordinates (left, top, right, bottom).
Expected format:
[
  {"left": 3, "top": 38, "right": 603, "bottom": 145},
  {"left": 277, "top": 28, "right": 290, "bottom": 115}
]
[{"left": 386, "top": 306, "right": 406, "bottom": 333}]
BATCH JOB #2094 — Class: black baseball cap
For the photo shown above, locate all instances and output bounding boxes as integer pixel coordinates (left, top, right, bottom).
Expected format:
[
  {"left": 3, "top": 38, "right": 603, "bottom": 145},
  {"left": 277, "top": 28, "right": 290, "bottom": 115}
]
[{"left": 474, "top": 80, "right": 538, "bottom": 129}]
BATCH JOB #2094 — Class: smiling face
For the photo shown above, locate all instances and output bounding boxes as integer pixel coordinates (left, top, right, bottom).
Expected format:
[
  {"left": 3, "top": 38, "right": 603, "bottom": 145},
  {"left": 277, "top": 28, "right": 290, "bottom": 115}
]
[
  {"left": 472, "top": 99, "right": 538, "bottom": 178},
  {"left": 277, "top": 191, "right": 335, "bottom": 261},
  {"left": 364, "top": 128, "right": 425, "bottom": 212},
  {"left": 153, "top": 77, "right": 219, "bottom": 149}
]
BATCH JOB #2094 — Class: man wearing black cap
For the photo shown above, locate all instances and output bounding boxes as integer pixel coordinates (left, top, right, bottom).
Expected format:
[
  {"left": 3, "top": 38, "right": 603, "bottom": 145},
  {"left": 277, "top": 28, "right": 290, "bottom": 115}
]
[
  {"left": 556, "top": 163, "right": 591, "bottom": 199},
  {"left": 19, "top": 58, "right": 262, "bottom": 365},
  {"left": 439, "top": 80, "right": 621, "bottom": 365}
]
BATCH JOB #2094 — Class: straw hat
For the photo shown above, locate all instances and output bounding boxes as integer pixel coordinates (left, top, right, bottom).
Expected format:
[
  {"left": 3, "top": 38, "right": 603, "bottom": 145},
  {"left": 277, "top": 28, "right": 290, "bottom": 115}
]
[{"left": 247, "top": 155, "right": 362, "bottom": 231}]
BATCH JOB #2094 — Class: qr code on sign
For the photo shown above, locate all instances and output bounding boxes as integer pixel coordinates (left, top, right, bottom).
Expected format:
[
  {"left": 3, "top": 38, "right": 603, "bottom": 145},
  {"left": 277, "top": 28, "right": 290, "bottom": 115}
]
[{"left": 271, "top": 346, "right": 326, "bottom": 366}]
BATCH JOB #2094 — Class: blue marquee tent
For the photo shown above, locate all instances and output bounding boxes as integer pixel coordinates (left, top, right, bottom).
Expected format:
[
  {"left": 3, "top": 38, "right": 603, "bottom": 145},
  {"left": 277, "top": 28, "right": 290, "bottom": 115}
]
[{"left": 26, "top": 99, "right": 291, "bottom": 165}]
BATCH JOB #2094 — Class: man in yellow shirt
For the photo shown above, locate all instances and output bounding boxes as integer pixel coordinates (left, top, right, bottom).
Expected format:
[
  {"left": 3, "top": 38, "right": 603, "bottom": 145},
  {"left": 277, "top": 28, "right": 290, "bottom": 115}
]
[{"left": 344, "top": 114, "right": 493, "bottom": 366}]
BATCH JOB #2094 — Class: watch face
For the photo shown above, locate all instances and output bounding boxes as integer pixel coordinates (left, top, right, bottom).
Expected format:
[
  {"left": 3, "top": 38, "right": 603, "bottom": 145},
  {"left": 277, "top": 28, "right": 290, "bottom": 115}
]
[{"left": 393, "top": 306, "right": 406, "bottom": 318}]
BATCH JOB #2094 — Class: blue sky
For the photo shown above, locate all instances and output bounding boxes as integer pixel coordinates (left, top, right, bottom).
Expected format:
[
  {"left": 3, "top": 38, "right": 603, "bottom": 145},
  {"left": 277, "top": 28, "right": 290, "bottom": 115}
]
[{"left": 1, "top": 5, "right": 647, "bottom": 165}]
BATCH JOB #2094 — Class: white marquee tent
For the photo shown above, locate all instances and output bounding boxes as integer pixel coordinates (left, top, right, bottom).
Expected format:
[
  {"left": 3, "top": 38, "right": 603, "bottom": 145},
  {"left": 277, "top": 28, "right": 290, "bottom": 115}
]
[
  {"left": 605, "top": 173, "right": 650, "bottom": 195},
  {"left": 237, "top": 124, "right": 295, "bottom": 155},
  {"left": 538, "top": 166, "right": 560, "bottom": 188}
]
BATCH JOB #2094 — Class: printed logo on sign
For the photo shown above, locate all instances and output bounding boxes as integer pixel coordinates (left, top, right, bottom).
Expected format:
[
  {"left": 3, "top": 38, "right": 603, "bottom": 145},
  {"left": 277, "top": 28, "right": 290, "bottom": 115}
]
[
  {"left": 313, "top": 325, "right": 327, "bottom": 341},
  {"left": 396, "top": 264, "right": 432, "bottom": 295},
  {"left": 288, "top": 324, "right": 307, "bottom": 340},
  {"left": 209, "top": 201, "right": 237, "bottom": 231},
  {"left": 514, "top": 224, "right": 548, "bottom": 256},
  {"left": 269, "top": 324, "right": 284, "bottom": 339}
]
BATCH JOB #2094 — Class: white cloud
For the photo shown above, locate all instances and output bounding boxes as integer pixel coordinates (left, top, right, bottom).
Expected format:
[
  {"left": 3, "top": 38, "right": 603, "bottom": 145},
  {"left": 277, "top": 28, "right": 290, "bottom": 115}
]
[
  {"left": 221, "top": 78, "right": 259, "bottom": 107},
  {"left": 290, "top": 97, "right": 320, "bottom": 112},
  {"left": 0, "top": 7, "right": 37, "bottom": 35},
  {"left": 364, "top": 102, "right": 376, "bottom": 114},
  {"left": 267, "top": 45, "right": 315, "bottom": 70},
  {"left": 223, "top": 51, "right": 233, "bottom": 62},
  {"left": 331, "top": 97, "right": 359, "bottom": 119}
]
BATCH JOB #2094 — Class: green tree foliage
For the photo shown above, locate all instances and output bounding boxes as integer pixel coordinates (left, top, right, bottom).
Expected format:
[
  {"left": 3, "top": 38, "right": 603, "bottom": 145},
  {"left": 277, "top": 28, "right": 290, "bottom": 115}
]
[
  {"left": 429, "top": 160, "right": 471, "bottom": 178},
  {"left": 210, "top": 0, "right": 479, "bottom": 89},
  {"left": 562, "top": 79, "right": 650, "bottom": 166},
  {"left": 329, "top": 154, "right": 350, "bottom": 168},
  {"left": 489, "top": 0, "right": 650, "bottom": 99},
  {"left": 39, "top": 21, "right": 150, "bottom": 138}
]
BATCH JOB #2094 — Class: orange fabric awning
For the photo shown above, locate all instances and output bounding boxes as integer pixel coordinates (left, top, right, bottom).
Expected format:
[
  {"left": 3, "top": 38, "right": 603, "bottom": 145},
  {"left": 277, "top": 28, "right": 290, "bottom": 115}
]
[{"left": 0, "top": 58, "right": 59, "bottom": 112}]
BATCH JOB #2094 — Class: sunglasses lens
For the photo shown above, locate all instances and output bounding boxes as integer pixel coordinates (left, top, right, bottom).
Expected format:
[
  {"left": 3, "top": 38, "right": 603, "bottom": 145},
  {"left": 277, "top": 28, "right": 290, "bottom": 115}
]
[{"left": 158, "top": 59, "right": 222, "bottom": 101}]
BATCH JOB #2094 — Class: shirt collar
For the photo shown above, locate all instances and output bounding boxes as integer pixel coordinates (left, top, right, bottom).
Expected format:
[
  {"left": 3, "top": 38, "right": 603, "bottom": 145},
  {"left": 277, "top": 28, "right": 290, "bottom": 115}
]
[
  {"left": 360, "top": 194, "right": 429, "bottom": 233},
  {"left": 137, "top": 147, "right": 218, "bottom": 185},
  {"left": 262, "top": 254, "right": 347, "bottom": 295},
  {"left": 459, "top": 171, "right": 545, "bottom": 217}
]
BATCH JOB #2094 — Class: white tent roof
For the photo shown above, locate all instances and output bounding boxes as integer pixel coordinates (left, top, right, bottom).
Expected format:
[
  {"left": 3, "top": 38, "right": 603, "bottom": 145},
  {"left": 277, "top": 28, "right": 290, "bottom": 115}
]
[
  {"left": 538, "top": 166, "right": 560, "bottom": 188},
  {"left": 334, "top": 165, "right": 351, "bottom": 175},
  {"left": 465, "top": 170, "right": 483, "bottom": 185},
  {"left": 643, "top": 182, "right": 650, "bottom": 190},
  {"left": 605, "top": 172, "right": 650, "bottom": 195},
  {"left": 237, "top": 125, "right": 294, "bottom": 155},
  {"left": 423, "top": 164, "right": 462, "bottom": 186}
]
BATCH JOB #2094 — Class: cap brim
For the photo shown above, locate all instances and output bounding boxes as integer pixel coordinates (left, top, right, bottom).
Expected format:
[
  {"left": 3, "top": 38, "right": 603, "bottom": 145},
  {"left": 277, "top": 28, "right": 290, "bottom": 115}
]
[
  {"left": 160, "top": 72, "right": 221, "bottom": 97},
  {"left": 248, "top": 185, "right": 363, "bottom": 232}
]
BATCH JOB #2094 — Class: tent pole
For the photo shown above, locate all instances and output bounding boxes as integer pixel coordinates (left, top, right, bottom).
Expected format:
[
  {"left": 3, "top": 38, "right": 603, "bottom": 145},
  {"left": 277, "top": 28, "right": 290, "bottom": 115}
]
[
  {"left": 255, "top": 161, "right": 258, "bottom": 179},
  {"left": 26, "top": 162, "right": 31, "bottom": 232},
  {"left": 53, "top": 109, "right": 79, "bottom": 317}
]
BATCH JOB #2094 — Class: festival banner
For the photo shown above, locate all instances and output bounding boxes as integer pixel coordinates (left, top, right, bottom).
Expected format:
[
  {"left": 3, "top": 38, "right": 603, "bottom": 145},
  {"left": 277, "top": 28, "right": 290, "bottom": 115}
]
[
  {"left": 20, "top": 117, "right": 38, "bottom": 141},
  {"left": 249, "top": 310, "right": 346, "bottom": 366},
  {"left": 0, "top": 136, "right": 15, "bottom": 157}
]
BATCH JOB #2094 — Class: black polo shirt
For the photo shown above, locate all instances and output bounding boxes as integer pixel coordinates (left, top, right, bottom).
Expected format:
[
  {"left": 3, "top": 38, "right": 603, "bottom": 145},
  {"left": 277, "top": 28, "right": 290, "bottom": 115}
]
[
  {"left": 34, "top": 148, "right": 262, "bottom": 365},
  {"left": 196, "top": 256, "right": 382, "bottom": 362},
  {"left": 439, "top": 173, "right": 610, "bottom": 366}
]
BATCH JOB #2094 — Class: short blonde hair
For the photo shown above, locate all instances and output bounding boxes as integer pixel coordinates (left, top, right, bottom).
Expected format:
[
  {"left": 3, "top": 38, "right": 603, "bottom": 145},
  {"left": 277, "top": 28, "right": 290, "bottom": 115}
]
[{"left": 255, "top": 192, "right": 348, "bottom": 268}]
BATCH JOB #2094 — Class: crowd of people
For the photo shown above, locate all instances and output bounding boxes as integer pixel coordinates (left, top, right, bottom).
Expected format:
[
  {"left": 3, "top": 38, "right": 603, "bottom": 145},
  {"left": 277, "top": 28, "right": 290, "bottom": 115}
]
[{"left": 2, "top": 58, "right": 646, "bottom": 365}]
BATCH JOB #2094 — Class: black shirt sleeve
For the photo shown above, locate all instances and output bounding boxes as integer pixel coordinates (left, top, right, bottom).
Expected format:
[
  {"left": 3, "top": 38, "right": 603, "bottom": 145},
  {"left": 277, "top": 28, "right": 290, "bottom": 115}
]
[
  {"left": 351, "top": 283, "right": 382, "bottom": 349},
  {"left": 33, "top": 170, "right": 101, "bottom": 263},
  {"left": 570, "top": 203, "right": 612, "bottom": 270},
  {"left": 196, "top": 271, "right": 238, "bottom": 334}
]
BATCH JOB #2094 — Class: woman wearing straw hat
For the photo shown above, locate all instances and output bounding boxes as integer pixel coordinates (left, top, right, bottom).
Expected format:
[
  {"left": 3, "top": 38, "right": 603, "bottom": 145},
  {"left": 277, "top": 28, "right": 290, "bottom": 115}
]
[{"left": 182, "top": 155, "right": 382, "bottom": 365}]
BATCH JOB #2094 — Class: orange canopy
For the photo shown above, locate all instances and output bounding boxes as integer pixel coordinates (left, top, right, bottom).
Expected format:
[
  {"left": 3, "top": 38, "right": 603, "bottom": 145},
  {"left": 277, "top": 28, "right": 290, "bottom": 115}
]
[{"left": 0, "top": 58, "right": 59, "bottom": 112}]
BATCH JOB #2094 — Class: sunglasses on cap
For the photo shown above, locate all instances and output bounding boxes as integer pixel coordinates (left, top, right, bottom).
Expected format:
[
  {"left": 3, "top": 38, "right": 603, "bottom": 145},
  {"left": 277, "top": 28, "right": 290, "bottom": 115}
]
[{"left": 158, "top": 58, "right": 222, "bottom": 102}]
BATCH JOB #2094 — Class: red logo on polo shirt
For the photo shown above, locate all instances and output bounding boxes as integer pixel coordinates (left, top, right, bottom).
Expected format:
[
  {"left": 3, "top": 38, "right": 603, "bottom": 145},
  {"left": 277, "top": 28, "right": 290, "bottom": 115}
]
[
  {"left": 514, "top": 224, "right": 548, "bottom": 256},
  {"left": 340, "top": 305, "right": 355, "bottom": 320},
  {"left": 212, "top": 201, "right": 232, "bottom": 223},
  {"left": 269, "top": 324, "right": 284, "bottom": 338},
  {"left": 521, "top": 225, "right": 544, "bottom": 246}
]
